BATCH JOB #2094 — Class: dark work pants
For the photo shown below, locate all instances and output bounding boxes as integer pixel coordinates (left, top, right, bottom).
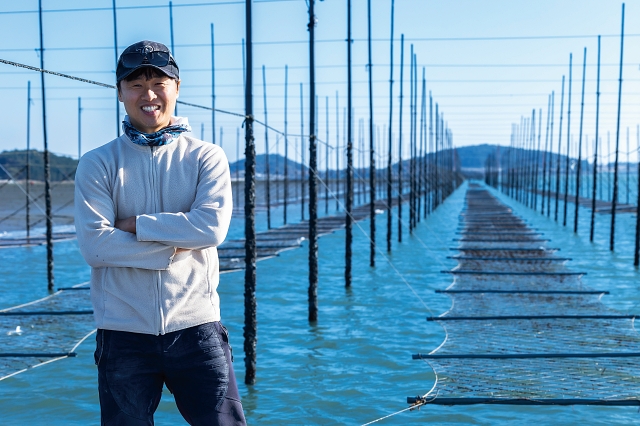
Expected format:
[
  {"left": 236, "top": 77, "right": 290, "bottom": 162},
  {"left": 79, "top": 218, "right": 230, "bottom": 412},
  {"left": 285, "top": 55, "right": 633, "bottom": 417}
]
[{"left": 95, "top": 322, "right": 246, "bottom": 426}]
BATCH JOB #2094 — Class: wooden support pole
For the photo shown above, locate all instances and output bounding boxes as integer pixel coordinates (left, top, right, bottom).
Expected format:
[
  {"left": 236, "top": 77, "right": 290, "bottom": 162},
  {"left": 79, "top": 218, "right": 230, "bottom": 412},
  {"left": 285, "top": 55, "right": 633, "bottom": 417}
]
[
  {"left": 368, "top": 0, "right": 375, "bottom": 268},
  {"left": 634, "top": 134, "right": 640, "bottom": 266},
  {"left": 541, "top": 95, "right": 551, "bottom": 215},
  {"left": 397, "top": 34, "right": 404, "bottom": 243},
  {"left": 335, "top": 92, "right": 340, "bottom": 211},
  {"left": 428, "top": 92, "right": 433, "bottom": 214},
  {"left": 284, "top": 65, "right": 289, "bottom": 224},
  {"left": 169, "top": 1, "right": 177, "bottom": 116},
  {"left": 409, "top": 47, "right": 414, "bottom": 232},
  {"left": 534, "top": 108, "right": 542, "bottom": 211},
  {"left": 555, "top": 76, "right": 566, "bottom": 222},
  {"left": 112, "top": 0, "right": 120, "bottom": 137},
  {"left": 325, "top": 96, "right": 329, "bottom": 214},
  {"left": 243, "top": 0, "right": 257, "bottom": 386},
  {"left": 345, "top": 0, "right": 353, "bottom": 287},
  {"left": 300, "top": 83, "right": 305, "bottom": 221},
  {"left": 26, "top": 81, "right": 31, "bottom": 239},
  {"left": 546, "top": 91, "right": 555, "bottom": 217},
  {"left": 563, "top": 54, "right": 573, "bottom": 227},
  {"left": 590, "top": 64, "right": 599, "bottom": 244},
  {"left": 308, "top": 0, "right": 318, "bottom": 322},
  {"left": 574, "top": 47, "right": 587, "bottom": 233},
  {"left": 236, "top": 128, "right": 240, "bottom": 208},
  {"left": 611, "top": 3, "right": 625, "bottom": 251},
  {"left": 38, "top": 0, "right": 54, "bottom": 292},
  {"left": 211, "top": 23, "right": 216, "bottom": 144},
  {"left": 386, "top": 0, "right": 395, "bottom": 252},
  {"left": 262, "top": 65, "right": 271, "bottom": 229}
]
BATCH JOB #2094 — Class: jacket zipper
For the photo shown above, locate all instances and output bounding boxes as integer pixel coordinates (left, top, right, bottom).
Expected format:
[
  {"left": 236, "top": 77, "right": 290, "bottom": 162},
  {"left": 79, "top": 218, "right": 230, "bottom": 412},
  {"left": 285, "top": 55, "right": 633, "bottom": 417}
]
[{"left": 150, "top": 146, "right": 166, "bottom": 335}]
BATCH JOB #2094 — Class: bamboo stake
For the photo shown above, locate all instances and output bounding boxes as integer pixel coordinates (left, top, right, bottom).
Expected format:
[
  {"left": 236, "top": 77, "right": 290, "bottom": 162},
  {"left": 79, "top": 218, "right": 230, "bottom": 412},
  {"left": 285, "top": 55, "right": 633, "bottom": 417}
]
[
  {"left": 335, "top": 92, "right": 340, "bottom": 211},
  {"left": 262, "top": 65, "right": 271, "bottom": 229},
  {"left": 26, "top": 81, "right": 31, "bottom": 239},
  {"left": 574, "top": 47, "right": 587, "bottom": 233},
  {"left": 325, "top": 96, "right": 329, "bottom": 214},
  {"left": 307, "top": 0, "right": 318, "bottom": 322},
  {"left": 611, "top": 3, "right": 625, "bottom": 251},
  {"left": 547, "top": 91, "right": 555, "bottom": 217},
  {"left": 542, "top": 95, "right": 551, "bottom": 215},
  {"left": 397, "top": 35, "right": 404, "bottom": 243},
  {"left": 563, "top": 54, "right": 573, "bottom": 227},
  {"left": 112, "top": 0, "right": 120, "bottom": 136},
  {"left": 555, "top": 76, "right": 566, "bottom": 222},
  {"left": 243, "top": 0, "right": 257, "bottom": 386},
  {"left": 169, "top": 1, "right": 177, "bottom": 116},
  {"left": 345, "top": 0, "right": 353, "bottom": 287},
  {"left": 38, "top": 0, "right": 54, "bottom": 291},
  {"left": 211, "top": 23, "right": 216, "bottom": 144},
  {"left": 284, "top": 65, "right": 289, "bottom": 224},
  {"left": 386, "top": 0, "right": 395, "bottom": 252}
]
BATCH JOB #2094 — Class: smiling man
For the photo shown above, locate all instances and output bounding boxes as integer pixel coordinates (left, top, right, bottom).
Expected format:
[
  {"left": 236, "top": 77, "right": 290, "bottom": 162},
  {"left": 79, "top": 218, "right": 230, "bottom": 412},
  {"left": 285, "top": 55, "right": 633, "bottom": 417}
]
[{"left": 74, "top": 40, "right": 246, "bottom": 426}]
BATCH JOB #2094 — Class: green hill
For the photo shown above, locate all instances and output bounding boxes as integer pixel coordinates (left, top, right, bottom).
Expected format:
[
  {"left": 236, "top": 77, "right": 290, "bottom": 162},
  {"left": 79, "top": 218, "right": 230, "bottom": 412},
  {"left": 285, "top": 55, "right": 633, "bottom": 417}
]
[{"left": 0, "top": 150, "right": 77, "bottom": 182}]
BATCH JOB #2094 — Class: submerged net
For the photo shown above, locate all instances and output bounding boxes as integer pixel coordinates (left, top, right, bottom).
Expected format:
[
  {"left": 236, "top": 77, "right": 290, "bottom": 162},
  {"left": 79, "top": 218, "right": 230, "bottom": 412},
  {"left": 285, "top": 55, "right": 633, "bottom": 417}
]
[
  {"left": 0, "top": 283, "right": 95, "bottom": 380},
  {"left": 411, "top": 184, "right": 640, "bottom": 406},
  {"left": 218, "top": 200, "right": 386, "bottom": 273}
]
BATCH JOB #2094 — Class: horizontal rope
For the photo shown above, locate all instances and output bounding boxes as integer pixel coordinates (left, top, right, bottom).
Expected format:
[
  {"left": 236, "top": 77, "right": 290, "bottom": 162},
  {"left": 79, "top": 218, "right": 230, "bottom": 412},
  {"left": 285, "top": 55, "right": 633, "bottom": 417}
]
[
  {"left": 0, "top": 352, "right": 76, "bottom": 358},
  {"left": 407, "top": 397, "right": 640, "bottom": 406},
  {"left": 441, "top": 270, "right": 585, "bottom": 276},
  {"left": 449, "top": 247, "right": 560, "bottom": 251},
  {"left": 447, "top": 256, "right": 571, "bottom": 261},
  {"left": 412, "top": 352, "right": 640, "bottom": 360},
  {"left": 452, "top": 238, "right": 550, "bottom": 242},
  {"left": 435, "top": 290, "right": 609, "bottom": 295},
  {"left": 427, "top": 314, "right": 636, "bottom": 321},
  {"left": 0, "top": 310, "right": 93, "bottom": 316}
]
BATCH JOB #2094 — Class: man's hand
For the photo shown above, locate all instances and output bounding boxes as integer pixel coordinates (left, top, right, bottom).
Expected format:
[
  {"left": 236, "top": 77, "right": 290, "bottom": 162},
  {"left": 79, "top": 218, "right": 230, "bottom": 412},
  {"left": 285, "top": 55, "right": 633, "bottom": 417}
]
[{"left": 114, "top": 216, "right": 137, "bottom": 234}]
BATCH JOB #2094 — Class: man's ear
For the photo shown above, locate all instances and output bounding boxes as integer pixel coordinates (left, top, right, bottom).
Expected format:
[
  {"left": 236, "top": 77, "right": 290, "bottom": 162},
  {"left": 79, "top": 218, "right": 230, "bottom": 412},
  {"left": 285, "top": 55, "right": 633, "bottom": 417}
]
[
  {"left": 175, "top": 79, "right": 181, "bottom": 98},
  {"left": 117, "top": 87, "right": 123, "bottom": 102}
]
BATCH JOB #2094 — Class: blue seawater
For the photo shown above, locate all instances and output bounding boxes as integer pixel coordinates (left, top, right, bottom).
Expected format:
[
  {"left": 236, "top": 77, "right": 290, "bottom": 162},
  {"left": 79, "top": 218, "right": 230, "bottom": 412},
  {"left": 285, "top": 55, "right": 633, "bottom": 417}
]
[{"left": 1, "top": 181, "right": 639, "bottom": 425}]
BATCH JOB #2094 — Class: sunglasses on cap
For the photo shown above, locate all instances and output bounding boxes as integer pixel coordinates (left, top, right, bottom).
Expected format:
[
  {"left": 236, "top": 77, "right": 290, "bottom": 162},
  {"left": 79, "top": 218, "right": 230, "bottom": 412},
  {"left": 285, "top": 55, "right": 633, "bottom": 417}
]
[{"left": 119, "top": 49, "right": 175, "bottom": 69}]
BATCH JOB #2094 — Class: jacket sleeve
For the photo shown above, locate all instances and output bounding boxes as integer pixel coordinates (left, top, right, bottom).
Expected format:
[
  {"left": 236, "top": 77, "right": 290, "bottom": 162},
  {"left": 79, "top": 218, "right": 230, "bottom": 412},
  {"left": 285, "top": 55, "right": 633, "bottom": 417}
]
[
  {"left": 74, "top": 156, "right": 177, "bottom": 270},
  {"left": 135, "top": 146, "right": 233, "bottom": 250}
]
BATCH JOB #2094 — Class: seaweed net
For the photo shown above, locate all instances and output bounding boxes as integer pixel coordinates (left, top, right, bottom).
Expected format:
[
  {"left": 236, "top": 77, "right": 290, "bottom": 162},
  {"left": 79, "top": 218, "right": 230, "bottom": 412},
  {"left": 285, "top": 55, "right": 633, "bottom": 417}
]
[
  {"left": 218, "top": 200, "right": 385, "bottom": 273},
  {"left": 0, "top": 283, "right": 95, "bottom": 381},
  {"left": 410, "top": 183, "right": 640, "bottom": 406}
]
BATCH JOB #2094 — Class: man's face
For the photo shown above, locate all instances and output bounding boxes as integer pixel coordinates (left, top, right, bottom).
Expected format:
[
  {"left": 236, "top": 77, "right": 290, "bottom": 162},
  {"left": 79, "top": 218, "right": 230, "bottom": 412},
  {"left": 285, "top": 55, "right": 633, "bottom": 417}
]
[{"left": 118, "top": 73, "right": 180, "bottom": 134}]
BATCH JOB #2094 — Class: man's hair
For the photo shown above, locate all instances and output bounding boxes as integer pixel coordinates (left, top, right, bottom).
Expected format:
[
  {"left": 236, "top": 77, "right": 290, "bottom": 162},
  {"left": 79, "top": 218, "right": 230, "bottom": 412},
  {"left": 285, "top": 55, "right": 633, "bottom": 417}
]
[{"left": 116, "top": 67, "right": 177, "bottom": 91}]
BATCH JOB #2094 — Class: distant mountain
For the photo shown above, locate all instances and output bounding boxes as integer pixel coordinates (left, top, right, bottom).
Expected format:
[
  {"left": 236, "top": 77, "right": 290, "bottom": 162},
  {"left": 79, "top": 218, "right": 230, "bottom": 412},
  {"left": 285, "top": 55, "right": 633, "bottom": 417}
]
[
  {"left": 454, "top": 144, "right": 631, "bottom": 171},
  {"left": 4, "top": 145, "right": 626, "bottom": 184},
  {"left": 0, "top": 150, "right": 77, "bottom": 181},
  {"left": 455, "top": 144, "right": 502, "bottom": 169}
]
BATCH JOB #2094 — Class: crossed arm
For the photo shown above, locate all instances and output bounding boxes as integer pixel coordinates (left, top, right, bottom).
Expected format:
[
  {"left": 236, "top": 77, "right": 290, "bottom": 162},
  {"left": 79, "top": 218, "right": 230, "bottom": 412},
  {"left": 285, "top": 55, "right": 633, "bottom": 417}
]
[
  {"left": 74, "top": 149, "right": 232, "bottom": 270},
  {"left": 114, "top": 217, "right": 190, "bottom": 254}
]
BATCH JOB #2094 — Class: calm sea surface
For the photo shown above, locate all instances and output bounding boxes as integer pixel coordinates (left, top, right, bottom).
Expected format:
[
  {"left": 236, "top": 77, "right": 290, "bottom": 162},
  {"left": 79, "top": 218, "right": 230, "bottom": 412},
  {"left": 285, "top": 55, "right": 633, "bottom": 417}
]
[{"left": 1, "top": 181, "right": 639, "bottom": 425}]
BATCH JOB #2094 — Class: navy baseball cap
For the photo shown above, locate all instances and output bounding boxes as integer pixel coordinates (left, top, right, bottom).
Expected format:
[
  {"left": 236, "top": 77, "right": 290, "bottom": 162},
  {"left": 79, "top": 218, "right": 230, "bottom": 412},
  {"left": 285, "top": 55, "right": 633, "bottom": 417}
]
[{"left": 116, "top": 40, "right": 179, "bottom": 83}]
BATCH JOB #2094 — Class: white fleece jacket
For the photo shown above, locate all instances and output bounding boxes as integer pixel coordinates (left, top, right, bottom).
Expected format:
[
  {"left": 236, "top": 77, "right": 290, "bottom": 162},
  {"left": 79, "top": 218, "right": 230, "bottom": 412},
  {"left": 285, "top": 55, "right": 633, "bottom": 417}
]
[{"left": 74, "top": 129, "right": 232, "bottom": 335}]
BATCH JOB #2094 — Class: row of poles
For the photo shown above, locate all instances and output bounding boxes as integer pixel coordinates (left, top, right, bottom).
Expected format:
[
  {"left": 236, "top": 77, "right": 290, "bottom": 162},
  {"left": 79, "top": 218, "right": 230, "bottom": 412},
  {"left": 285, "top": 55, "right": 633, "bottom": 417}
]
[
  {"left": 241, "top": 0, "right": 461, "bottom": 384},
  {"left": 486, "top": 3, "right": 640, "bottom": 266},
  {"left": 19, "top": 0, "right": 461, "bottom": 385}
]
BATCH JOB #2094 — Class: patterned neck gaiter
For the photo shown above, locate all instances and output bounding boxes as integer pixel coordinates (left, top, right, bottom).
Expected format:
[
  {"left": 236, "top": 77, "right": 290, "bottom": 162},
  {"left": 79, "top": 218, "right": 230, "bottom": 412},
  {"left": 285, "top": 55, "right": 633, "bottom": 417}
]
[{"left": 122, "top": 116, "right": 191, "bottom": 147}]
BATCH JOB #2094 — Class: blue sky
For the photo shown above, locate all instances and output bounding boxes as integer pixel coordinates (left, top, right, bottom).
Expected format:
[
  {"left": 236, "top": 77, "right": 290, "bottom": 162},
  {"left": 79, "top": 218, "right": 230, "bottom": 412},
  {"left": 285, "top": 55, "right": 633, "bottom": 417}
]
[{"left": 0, "top": 0, "right": 639, "bottom": 168}]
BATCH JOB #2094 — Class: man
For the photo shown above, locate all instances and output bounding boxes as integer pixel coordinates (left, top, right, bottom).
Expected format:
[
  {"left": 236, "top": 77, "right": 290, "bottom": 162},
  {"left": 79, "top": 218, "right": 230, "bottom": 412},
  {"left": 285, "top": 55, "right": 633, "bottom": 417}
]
[{"left": 75, "top": 40, "right": 246, "bottom": 425}]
